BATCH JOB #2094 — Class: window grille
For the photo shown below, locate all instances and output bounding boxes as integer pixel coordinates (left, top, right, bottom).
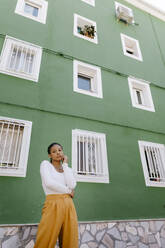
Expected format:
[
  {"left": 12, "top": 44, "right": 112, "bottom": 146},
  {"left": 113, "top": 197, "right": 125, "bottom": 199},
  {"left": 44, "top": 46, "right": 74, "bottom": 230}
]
[
  {"left": 72, "top": 129, "right": 109, "bottom": 183},
  {"left": 0, "top": 36, "right": 42, "bottom": 82},
  {"left": 0, "top": 121, "right": 24, "bottom": 168},
  {"left": 0, "top": 117, "right": 32, "bottom": 177},
  {"left": 8, "top": 45, "right": 35, "bottom": 75},
  {"left": 139, "top": 141, "right": 165, "bottom": 187}
]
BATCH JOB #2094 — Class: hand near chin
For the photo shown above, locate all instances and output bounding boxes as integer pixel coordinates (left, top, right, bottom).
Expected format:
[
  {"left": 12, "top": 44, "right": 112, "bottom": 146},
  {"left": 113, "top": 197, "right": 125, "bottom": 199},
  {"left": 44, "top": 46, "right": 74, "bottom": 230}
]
[{"left": 63, "top": 155, "right": 68, "bottom": 163}]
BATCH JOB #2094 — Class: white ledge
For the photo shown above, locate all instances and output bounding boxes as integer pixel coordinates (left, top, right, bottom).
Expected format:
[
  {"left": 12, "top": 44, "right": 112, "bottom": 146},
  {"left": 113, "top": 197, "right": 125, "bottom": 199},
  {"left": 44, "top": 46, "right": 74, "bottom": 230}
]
[{"left": 124, "top": 0, "right": 165, "bottom": 22}]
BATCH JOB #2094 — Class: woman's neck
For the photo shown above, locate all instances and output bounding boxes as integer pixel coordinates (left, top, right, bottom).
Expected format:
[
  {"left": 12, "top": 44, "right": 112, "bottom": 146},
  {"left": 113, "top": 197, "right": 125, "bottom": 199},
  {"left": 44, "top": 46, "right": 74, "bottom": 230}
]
[{"left": 51, "top": 160, "right": 61, "bottom": 167}]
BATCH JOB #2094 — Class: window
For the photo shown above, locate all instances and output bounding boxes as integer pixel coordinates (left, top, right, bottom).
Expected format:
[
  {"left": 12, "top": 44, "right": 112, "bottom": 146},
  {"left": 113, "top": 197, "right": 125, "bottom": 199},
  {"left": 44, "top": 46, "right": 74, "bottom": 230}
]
[
  {"left": 115, "top": 2, "right": 134, "bottom": 24},
  {"left": 0, "top": 36, "right": 42, "bottom": 82},
  {"left": 128, "top": 77, "right": 155, "bottom": 112},
  {"left": 74, "top": 14, "right": 98, "bottom": 44},
  {"left": 120, "top": 33, "right": 143, "bottom": 61},
  {"left": 73, "top": 60, "right": 103, "bottom": 98},
  {"left": 138, "top": 141, "right": 165, "bottom": 187},
  {"left": 24, "top": 3, "right": 39, "bottom": 17},
  {"left": 0, "top": 117, "right": 32, "bottom": 177},
  {"left": 15, "top": 0, "right": 48, "bottom": 24},
  {"left": 72, "top": 129, "right": 109, "bottom": 183},
  {"left": 78, "top": 75, "right": 91, "bottom": 91},
  {"left": 81, "top": 0, "right": 95, "bottom": 7}
]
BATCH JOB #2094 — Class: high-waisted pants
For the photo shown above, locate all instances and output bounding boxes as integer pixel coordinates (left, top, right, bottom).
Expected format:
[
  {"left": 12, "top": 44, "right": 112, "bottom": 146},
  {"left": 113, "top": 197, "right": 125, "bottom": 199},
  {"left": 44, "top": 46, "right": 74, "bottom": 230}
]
[{"left": 34, "top": 194, "right": 78, "bottom": 248}]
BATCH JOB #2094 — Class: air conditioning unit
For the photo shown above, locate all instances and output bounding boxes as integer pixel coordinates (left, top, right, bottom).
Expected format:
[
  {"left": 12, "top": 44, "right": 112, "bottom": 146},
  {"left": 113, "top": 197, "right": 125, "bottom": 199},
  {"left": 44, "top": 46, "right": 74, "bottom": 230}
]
[{"left": 116, "top": 5, "right": 134, "bottom": 24}]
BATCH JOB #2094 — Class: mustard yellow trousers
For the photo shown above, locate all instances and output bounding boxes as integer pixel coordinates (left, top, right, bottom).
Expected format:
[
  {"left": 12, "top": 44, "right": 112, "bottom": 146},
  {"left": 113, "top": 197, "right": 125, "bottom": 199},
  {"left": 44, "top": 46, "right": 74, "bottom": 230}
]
[{"left": 34, "top": 194, "right": 78, "bottom": 248}]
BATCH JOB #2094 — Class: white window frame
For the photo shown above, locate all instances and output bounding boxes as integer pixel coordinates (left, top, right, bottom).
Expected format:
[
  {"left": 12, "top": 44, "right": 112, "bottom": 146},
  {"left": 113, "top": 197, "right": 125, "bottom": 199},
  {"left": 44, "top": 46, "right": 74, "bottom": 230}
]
[
  {"left": 0, "top": 36, "right": 42, "bottom": 82},
  {"left": 81, "top": 0, "right": 95, "bottom": 7},
  {"left": 138, "top": 141, "right": 165, "bottom": 187},
  {"left": 0, "top": 116, "right": 32, "bottom": 177},
  {"left": 73, "top": 60, "right": 103, "bottom": 98},
  {"left": 120, "top": 33, "right": 143, "bottom": 61},
  {"left": 73, "top": 14, "right": 98, "bottom": 44},
  {"left": 72, "top": 129, "right": 109, "bottom": 183},
  {"left": 128, "top": 77, "right": 155, "bottom": 112},
  {"left": 115, "top": 2, "right": 134, "bottom": 24},
  {"left": 15, "top": 0, "right": 48, "bottom": 24}
]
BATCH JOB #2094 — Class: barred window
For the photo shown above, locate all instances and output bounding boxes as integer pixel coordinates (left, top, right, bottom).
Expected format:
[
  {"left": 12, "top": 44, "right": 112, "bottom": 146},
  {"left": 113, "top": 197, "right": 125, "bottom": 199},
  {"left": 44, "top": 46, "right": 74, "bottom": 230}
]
[
  {"left": 0, "top": 117, "right": 32, "bottom": 177},
  {"left": 138, "top": 141, "right": 165, "bottom": 187},
  {"left": 0, "top": 36, "right": 42, "bottom": 82},
  {"left": 8, "top": 45, "right": 35, "bottom": 74},
  {"left": 72, "top": 129, "right": 109, "bottom": 183}
]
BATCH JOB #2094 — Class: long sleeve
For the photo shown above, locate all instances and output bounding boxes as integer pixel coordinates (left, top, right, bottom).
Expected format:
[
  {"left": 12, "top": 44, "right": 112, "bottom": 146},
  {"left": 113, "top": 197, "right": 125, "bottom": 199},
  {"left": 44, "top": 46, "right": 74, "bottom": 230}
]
[
  {"left": 62, "top": 163, "right": 77, "bottom": 190},
  {"left": 40, "top": 161, "right": 71, "bottom": 194}
]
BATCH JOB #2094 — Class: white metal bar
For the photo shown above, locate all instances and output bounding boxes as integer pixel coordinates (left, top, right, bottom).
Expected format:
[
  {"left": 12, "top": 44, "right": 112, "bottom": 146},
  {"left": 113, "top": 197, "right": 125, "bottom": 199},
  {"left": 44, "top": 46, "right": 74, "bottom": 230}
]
[
  {"left": 13, "top": 46, "right": 19, "bottom": 71},
  {"left": 153, "top": 147, "right": 161, "bottom": 179},
  {"left": 0, "top": 122, "right": 10, "bottom": 166},
  {"left": 0, "top": 122, "right": 5, "bottom": 165},
  {"left": 25, "top": 48, "right": 30, "bottom": 74},
  {"left": 78, "top": 134, "right": 80, "bottom": 173},
  {"left": 146, "top": 146, "right": 154, "bottom": 179},
  {"left": 91, "top": 137, "right": 94, "bottom": 173},
  {"left": 14, "top": 46, "right": 21, "bottom": 71},
  {"left": 18, "top": 46, "right": 24, "bottom": 72},
  {"left": 97, "top": 137, "right": 101, "bottom": 174},
  {"left": 82, "top": 135, "right": 85, "bottom": 173},
  {"left": 12, "top": 125, "right": 21, "bottom": 167},
  {"left": 30, "top": 49, "right": 36, "bottom": 75},
  {"left": 15, "top": 128, "right": 23, "bottom": 167},
  {"left": 94, "top": 137, "right": 98, "bottom": 175},
  {"left": 89, "top": 135, "right": 92, "bottom": 173},
  {"left": 8, "top": 45, "right": 15, "bottom": 70},
  {"left": 156, "top": 148, "right": 165, "bottom": 180},
  {"left": 151, "top": 147, "right": 158, "bottom": 179},
  {"left": 86, "top": 135, "right": 89, "bottom": 174},
  {"left": 99, "top": 138, "right": 104, "bottom": 174},
  {"left": 0, "top": 122, "right": 4, "bottom": 145},
  {"left": 23, "top": 46, "right": 28, "bottom": 73},
  {"left": 28, "top": 49, "right": 33, "bottom": 74},
  {"left": 6, "top": 124, "right": 15, "bottom": 167},
  {"left": 84, "top": 136, "right": 87, "bottom": 173}
]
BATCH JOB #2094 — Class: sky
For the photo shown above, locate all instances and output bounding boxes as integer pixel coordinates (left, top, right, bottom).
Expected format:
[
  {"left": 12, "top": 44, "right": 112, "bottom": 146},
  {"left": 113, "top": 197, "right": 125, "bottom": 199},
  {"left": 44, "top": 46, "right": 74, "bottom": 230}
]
[{"left": 144, "top": 0, "right": 165, "bottom": 12}]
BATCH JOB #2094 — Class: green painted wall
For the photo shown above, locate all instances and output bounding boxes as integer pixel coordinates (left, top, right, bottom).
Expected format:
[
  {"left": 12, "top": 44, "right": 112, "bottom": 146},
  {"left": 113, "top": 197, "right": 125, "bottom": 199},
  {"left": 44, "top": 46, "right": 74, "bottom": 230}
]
[
  {"left": 0, "top": 104, "right": 165, "bottom": 224},
  {"left": 0, "top": 0, "right": 165, "bottom": 224}
]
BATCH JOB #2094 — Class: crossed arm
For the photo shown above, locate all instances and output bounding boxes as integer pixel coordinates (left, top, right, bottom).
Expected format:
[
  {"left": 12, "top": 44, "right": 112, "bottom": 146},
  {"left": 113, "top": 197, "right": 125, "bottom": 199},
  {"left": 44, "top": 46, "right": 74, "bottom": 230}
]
[{"left": 40, "top": 160, "right": 77, "bottom": 197}]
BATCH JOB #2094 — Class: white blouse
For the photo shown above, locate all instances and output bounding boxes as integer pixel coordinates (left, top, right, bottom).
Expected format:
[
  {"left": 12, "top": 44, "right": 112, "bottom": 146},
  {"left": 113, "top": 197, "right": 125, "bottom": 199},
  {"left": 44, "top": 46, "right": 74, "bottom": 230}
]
[{"left": 40, "top": 160, "right": 77, "bottom": 195}]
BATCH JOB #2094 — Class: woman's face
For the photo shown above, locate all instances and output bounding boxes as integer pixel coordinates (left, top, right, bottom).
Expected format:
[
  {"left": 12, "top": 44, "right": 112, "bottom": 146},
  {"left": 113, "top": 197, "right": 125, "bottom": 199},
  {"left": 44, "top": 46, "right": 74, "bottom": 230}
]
[{"left": 48, "top": 145, "right": 64, "bottom": 162}]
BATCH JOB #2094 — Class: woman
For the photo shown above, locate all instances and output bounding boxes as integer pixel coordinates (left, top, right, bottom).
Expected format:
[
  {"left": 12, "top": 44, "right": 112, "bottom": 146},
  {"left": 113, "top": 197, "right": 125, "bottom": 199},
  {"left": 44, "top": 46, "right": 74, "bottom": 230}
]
[{"left": 34, "top": 142, "right": 78, "bottom": 248}]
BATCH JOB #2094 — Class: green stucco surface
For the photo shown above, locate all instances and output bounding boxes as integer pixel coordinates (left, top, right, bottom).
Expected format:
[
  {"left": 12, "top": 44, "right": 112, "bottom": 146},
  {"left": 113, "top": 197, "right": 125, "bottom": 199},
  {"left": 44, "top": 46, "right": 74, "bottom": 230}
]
[{"left": 0, "top": 0, "right": 165, "bottom": 224}]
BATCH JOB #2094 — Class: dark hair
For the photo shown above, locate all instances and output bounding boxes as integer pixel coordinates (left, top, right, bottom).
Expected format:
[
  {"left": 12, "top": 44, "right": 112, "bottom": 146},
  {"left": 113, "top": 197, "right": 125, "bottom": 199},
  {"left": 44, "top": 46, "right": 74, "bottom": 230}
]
[
  {"left": 47, "top": 143, "right": 63, "bottom": 163},
  {"left": 47, "top": 142, "right": 63, "bottom": 154}
]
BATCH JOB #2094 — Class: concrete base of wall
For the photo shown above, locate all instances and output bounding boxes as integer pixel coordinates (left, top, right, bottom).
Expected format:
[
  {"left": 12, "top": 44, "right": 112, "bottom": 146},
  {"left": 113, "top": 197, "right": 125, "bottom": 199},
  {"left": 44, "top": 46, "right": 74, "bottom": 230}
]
[{"left": 0, "top": 219, "right": 165, "bottom": 248}]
